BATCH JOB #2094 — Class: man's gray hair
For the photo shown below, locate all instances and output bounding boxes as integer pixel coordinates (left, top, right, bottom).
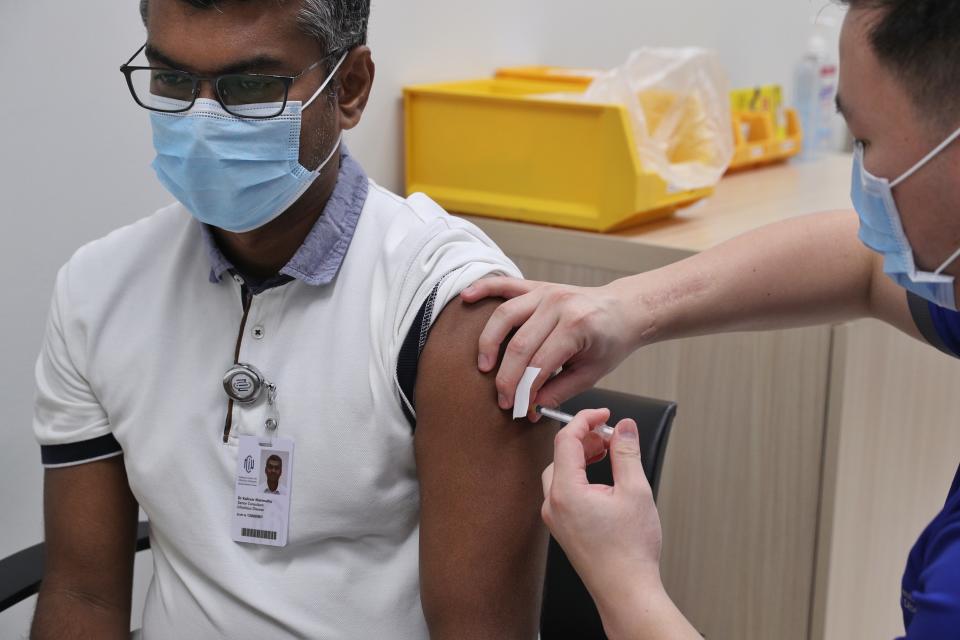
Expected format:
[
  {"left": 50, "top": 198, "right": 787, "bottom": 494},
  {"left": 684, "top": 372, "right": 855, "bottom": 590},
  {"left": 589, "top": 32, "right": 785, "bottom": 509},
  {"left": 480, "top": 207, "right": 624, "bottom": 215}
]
[{"left": 139, "top": 0, "right": 370, "bottom": 53}]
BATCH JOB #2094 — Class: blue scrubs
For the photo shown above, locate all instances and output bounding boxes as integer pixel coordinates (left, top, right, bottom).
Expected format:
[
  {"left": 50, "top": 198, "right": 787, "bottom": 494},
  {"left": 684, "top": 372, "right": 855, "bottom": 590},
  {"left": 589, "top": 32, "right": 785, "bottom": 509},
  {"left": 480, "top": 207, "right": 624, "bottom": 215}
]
[{"left": 901, "top": 294, "right": 960, "bottom": 638}]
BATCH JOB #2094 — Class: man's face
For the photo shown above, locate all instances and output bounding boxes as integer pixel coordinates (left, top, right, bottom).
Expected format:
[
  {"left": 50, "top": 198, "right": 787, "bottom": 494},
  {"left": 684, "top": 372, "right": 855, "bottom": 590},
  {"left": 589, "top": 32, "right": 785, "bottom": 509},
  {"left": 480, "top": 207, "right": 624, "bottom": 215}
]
[
  {"left": 265, "top": 457, "right": 282, "bottom": 488},
  {"left": 145, "top": 0, "right": 339, "bottom": 170},
  {"left": 838, "top": 8, "right": 960, "bottom": 275}
]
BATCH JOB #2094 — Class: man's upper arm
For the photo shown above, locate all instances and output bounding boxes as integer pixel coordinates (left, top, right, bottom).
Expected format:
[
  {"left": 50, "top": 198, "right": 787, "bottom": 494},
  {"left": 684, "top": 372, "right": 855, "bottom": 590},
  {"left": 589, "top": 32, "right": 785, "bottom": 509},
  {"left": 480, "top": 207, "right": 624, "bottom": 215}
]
[
  {"left": 414, "top": 297, "right": 557, "bottom": 640},
  {"left": 32, "top": 456, "right": 139, "bottom": 639},
  {"left": 31, "top": 262, "right": 139, "bottom": 639}
]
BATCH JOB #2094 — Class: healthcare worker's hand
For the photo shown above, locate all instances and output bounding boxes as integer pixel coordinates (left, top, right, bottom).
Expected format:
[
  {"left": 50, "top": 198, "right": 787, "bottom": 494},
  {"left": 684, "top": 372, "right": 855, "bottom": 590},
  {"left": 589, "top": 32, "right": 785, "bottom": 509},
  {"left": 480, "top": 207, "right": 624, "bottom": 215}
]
[
  {"left": 461, "top": 278, "right": 639, "bottom": 414},
  {"left": 541, "top": 409, "right": 700, "bottom": 639},
  {"left": 541, "top": 409, "right": 662, "bottom": 601}
]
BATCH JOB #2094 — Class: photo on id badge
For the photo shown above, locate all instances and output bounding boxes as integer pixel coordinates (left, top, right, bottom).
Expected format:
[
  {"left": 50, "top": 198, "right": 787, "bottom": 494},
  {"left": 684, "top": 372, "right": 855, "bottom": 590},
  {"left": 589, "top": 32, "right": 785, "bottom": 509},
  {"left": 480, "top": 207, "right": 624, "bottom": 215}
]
[{"left": 261, "top": 449, "right": 288, "bottom": 495}]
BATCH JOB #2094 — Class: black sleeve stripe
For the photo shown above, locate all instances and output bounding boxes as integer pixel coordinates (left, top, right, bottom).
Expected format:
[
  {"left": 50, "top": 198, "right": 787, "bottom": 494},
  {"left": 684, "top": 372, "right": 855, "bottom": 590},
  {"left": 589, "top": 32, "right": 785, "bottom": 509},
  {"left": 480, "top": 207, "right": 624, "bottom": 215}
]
[
  {"left": 907, "top": 291, "right": 956, "bottom": 357},
  {"left": 397, "top": 296, "right": 431, "bottom": 432},
  {"left": 397, "top": 272, "right": 460, "bottom": 433},
  {"left": 40, "top": 434, "right": 123, "bottom": 467}
]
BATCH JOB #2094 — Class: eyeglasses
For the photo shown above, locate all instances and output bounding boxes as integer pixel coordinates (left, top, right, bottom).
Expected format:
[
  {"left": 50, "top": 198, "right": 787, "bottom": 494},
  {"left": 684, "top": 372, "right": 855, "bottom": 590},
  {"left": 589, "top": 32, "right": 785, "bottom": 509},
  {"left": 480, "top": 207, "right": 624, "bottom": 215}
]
[{"left": 120, "top": 44, "right": 339, "bottom": 119}]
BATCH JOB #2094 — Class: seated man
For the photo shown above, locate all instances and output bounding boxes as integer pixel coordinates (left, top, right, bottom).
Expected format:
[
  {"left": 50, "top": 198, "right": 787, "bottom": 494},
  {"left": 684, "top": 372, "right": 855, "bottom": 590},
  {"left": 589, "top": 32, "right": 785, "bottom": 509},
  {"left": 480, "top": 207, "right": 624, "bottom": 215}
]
[{"left": 30, "top": 1, "right": 555, "bottom": 638}]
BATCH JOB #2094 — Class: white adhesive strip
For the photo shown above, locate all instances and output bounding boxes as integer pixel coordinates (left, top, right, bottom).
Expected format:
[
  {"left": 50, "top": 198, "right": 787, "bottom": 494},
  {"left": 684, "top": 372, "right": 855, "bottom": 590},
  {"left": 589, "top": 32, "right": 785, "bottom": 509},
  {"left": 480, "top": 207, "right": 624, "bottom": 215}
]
[{"left": 513, "top": 367, "right": 542, "bottom": 420}]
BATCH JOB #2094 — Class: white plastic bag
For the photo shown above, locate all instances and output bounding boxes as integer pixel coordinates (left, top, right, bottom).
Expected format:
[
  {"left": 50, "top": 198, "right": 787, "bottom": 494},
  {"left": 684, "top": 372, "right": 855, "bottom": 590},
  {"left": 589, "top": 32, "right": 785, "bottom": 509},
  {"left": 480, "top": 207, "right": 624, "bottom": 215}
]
[{"left": 583, "top": 48, "right": 734, "bottom": 191}]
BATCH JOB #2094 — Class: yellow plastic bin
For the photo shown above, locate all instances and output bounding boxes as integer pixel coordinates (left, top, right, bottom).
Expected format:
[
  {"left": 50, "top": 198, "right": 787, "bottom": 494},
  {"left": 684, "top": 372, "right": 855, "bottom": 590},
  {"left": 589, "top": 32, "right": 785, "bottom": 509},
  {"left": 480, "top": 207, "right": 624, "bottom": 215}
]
[
  {"left": 403, "top": 77, "right": 713, "bottom": 233},
  {"left": 728, "top": 108, "right": 803, "bottom": 172}
]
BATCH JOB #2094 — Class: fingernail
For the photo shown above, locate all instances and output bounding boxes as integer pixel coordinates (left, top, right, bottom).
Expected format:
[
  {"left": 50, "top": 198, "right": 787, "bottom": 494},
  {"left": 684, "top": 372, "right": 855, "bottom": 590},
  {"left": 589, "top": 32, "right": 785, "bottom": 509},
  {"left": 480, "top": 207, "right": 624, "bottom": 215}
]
[
  {"left": 619, "top": 421, "right": 639, "bottom": 439},
  {"left": 498, "top": 393, "right": 509, "bottom": 409},
  {"left": 478, "top": 354, "right": 490, "bottom": 371},
  {"left": 462, "top": 285, "right": 475, "bottom": 297}
]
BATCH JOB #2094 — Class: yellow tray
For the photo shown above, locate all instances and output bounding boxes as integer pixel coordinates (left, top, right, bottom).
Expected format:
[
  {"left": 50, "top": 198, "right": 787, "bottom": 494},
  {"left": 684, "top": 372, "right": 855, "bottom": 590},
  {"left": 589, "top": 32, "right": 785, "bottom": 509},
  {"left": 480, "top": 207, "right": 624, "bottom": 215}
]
[{"left": 404, "top": 76, "right": 713, "bottom": 233}]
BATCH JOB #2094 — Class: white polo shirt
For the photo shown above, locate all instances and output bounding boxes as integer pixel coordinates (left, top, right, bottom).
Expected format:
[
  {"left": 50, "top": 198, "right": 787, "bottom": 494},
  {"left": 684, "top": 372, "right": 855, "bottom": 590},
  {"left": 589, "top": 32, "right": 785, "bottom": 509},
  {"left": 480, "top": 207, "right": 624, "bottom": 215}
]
[{"left": 32, "top": 175, "right": 520, "bottom": 638}]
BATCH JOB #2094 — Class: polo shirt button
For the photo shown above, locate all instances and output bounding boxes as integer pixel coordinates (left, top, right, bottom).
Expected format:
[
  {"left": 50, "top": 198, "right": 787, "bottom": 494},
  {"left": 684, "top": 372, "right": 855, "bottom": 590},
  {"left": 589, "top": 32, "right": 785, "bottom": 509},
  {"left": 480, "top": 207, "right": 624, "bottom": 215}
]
[{"left": 252, "top": 326, "right": 265, "bottom": 340}]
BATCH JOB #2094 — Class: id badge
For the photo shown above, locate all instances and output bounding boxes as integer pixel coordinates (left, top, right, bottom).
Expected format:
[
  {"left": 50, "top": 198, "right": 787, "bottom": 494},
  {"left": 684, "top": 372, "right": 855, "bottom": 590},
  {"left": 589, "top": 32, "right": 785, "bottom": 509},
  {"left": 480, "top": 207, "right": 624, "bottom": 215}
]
[{"left": 232, "top": 435, "right": 294, "bottom": 547}]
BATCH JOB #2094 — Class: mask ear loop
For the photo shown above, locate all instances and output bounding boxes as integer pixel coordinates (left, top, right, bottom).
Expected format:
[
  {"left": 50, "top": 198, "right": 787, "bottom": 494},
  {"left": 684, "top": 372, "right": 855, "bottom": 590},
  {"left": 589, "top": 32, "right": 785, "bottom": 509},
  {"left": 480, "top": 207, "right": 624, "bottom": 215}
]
[
  {"left": 886, "top": 124, "right": 960, "bottom": 276},
  {"left": 313, "top": 130, "right": 344, "bottom": 176},
  {"left": 935, "top": 245, "right": 960, "bottom": 276},
  {"left": 298, "top": 51, "right": 349, "bottom": 176},
  {"left": 302, "top": 50, "right": 350, "bottom": 111},
  {"left": 891, "top": 125, "right": 960, "bottom": 188}
]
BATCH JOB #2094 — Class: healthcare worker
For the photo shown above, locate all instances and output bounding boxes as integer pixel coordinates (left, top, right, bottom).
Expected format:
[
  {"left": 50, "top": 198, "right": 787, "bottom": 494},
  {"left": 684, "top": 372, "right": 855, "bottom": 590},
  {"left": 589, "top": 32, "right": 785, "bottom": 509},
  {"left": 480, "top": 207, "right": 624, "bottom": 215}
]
[{"left": 462, "top": 1, "right": 960, "bottom": 637}]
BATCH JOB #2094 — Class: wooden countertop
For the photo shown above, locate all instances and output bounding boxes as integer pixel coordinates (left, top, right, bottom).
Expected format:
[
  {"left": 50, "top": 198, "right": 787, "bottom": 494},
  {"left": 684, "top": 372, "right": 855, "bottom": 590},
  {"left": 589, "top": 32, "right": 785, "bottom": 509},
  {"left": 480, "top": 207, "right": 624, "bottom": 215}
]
[{"left": 462, "top": 153, "right": 854, "bottom": 273}]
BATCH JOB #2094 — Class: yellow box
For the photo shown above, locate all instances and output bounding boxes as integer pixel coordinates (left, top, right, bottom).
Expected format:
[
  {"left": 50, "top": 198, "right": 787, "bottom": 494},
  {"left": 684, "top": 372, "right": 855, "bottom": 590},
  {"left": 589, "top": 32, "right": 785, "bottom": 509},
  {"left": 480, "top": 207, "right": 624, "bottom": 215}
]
[
  {"left": 731, "top": 85, "right": 787, "bottom": 140},
  {"left": 728, "top": 108, "right": 803, "bottom": 172},
  {"left": 404, "top": 77, "right": 713, "bottom": 233}
]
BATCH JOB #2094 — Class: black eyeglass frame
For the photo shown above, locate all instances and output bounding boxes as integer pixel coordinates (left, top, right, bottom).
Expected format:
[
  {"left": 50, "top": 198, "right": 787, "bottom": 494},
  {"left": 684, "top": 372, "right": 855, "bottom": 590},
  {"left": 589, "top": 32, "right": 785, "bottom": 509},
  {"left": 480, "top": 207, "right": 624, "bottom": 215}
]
[{"left": 119, "top": 43, "right": 343, "bottom": 119}]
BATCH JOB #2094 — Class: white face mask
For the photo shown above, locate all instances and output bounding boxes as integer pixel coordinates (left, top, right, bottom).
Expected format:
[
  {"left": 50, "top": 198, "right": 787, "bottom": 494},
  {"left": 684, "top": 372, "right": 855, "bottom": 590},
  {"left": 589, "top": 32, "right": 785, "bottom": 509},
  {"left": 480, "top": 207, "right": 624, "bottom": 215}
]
[{"left": 852, "top": 125, "right": 960, "bottom": 310}]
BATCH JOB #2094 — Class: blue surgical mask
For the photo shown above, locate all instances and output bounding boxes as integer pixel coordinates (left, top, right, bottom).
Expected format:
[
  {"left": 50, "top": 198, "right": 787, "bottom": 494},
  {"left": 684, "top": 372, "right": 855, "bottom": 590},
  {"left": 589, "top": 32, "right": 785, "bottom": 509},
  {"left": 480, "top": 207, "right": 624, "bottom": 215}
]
[
  {"left": 852, "top": 125, "right": 960, "bottom": 310},
  {"left": 149, "top": 52, "right": 348, "bottom": 233}
]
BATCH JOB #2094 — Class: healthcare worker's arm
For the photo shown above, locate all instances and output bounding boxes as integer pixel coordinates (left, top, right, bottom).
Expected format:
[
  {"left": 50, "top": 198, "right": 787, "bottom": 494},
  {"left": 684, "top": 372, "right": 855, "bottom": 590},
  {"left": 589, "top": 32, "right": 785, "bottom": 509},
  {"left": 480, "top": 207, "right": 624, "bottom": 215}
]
[
  {"left": 463, "top": 210, "right": 919, "bottom": 411},
  {"left": 414, "top": 297, "right": 558, "bottom": 639},
  {"left": 541, "top": 409, "right": 700, "bottom": 640},
  {"left": 31, "top": 458, "right": 139, "bottom": 640}
]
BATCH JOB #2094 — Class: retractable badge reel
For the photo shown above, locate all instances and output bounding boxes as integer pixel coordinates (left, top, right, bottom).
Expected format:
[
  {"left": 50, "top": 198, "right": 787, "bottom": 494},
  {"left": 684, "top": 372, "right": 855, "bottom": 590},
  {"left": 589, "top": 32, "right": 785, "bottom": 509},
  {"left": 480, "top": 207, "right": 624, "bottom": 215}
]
[{"left": 223, "top": 363, "right": 280, "bottom": 437}]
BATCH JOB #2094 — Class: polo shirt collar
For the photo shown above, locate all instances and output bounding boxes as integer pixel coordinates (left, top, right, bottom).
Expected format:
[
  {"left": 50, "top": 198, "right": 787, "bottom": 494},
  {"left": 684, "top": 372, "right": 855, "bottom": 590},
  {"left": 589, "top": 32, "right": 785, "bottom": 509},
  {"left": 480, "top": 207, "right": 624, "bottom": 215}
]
[{"left": 199, "top": 146, "right": 369, "bottom": 290}]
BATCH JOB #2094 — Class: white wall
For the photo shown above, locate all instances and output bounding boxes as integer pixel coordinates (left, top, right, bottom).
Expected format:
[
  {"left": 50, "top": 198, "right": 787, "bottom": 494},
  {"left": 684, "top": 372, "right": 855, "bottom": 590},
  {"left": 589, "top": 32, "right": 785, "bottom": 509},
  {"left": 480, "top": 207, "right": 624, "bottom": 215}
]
[
  {"left": 0, "top": 0, "right": 839, "bottom": 635},
  {"left": 0, "top": 2, "right": 170, "bottom": 636},
  {"left": 538, "top": 0, "right": 844, "bottom": 91}
]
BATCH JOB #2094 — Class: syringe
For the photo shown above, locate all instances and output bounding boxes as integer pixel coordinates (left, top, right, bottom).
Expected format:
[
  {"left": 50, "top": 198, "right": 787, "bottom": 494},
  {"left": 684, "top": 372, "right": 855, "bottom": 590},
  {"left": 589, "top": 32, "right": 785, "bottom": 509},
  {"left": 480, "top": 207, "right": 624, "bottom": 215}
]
[{"left": 535, "top": 405, "right": 616, "bottom": 442}]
